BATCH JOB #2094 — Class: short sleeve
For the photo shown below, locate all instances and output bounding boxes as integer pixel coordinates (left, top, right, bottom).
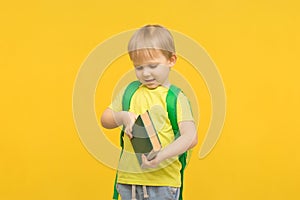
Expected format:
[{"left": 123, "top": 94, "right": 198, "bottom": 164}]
[
  {"left": 108, "top": 86, "right": 126, "bottom": 112},
  {"left": 176, "top": 92, "right": 194, "bottom": 123}
]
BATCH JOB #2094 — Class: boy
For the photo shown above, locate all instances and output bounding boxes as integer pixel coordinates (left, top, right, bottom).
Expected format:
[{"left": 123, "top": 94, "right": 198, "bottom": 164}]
[{"left": 101, "top": 25, "right": 197, "bottom": 200}]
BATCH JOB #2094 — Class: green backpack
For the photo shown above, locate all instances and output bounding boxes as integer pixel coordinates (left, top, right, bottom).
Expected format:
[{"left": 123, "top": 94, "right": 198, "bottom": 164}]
[{"left": 113, "top": 80, "right": 190, "bottom": 200}]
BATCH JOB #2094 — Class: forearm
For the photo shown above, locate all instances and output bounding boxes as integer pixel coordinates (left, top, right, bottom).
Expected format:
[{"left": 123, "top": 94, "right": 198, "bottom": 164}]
[
  {"left": 159, "top": 130, "right": 197, "bottom": 161},
  {"left": 101, "top": 108, "right": 136, "bottom": 139},
  {"left": 155, "top": 121, "right": 197, "bottom": 163},
  {"left": 141, "top": 124, "right": 197, "bottom": 169}
]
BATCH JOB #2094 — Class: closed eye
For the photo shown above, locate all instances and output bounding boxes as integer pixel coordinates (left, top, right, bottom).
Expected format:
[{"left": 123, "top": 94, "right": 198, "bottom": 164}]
[
  {"left": 135, "top": 66, "right": 143, "bottom": 70},
  {"left": 149, "top": 64, "right": 158, "bottom": 69}
]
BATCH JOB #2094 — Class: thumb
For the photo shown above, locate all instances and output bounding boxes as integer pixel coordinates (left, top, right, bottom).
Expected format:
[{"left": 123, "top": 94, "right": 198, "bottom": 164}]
[{"left": 124, "top": 127, "right": 133, "bottom": 139}]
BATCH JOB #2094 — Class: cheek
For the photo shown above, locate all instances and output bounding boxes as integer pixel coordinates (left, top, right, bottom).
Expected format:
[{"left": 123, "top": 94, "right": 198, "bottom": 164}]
[
  {"left": 157, "top": 68, "right": 169, "bottom": 77},
  {"left": 135, "top": 70, "right": 142, "bottom": 79}
]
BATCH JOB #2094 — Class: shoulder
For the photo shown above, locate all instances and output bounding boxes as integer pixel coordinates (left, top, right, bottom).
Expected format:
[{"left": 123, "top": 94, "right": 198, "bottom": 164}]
[
  {"left": 172, "top": 86, "right": 193, "bottom": 122},
  {"left": 167, "top": 84, "right": 190, "bottom": 101},
  {"left": 122, "top": 81, "right": 143, "bottom": 97}
]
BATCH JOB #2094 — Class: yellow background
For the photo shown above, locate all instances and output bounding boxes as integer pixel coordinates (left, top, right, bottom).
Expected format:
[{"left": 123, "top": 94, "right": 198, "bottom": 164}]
[{"left": 1, "top": 0, "right": 299, "bottom": 199}]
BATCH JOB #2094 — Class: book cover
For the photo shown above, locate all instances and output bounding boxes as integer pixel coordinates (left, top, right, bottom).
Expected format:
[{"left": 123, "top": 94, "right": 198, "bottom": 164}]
[{"left": 130, "top": 111, "right": 161, "bottom": 165}]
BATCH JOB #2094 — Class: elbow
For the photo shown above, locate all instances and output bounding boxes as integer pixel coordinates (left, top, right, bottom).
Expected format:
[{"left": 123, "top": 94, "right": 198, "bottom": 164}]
[
  {"left": 100, "top": 109, "right": 117, "bottom": 129},
  {"left": 100, "top": 114, "right": 108, "bottom": 128},
  {"left": 189, "top": 134, "right": 198, "bottom": 149}
]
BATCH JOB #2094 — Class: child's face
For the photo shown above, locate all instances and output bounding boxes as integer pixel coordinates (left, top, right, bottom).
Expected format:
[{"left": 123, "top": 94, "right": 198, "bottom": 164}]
[{"left": 132, "top": 50, "right": 176, "bottom": 89}]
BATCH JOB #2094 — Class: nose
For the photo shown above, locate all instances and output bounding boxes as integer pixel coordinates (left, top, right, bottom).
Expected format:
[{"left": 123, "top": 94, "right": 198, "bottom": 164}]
[{"left": 142, "top": 68, "right": 151, "bottom": 77}]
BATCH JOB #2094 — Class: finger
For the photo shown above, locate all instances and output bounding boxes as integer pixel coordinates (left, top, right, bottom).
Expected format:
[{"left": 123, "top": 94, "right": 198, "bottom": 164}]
[
  {"left": 125, "top": 131, "right": 133, "bottom": 139},
  {"left": 127, "top": 127, "right": 133, "bottom": 138},
  {"left": 141, "top": 154, "right": 148, "bottom": 169},
  {"left": 127, "top": 133, "right": 133, "bottom": 139}
]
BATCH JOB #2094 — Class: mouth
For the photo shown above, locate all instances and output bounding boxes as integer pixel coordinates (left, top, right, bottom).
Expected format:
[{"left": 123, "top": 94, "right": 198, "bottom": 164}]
[{"left": 144, "top": 79, "right": 155, "bottom": 83}]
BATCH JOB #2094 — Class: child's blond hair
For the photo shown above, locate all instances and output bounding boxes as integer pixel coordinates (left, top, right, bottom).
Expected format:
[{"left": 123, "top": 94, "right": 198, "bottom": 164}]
[{"left": 128, "top": 25, "right": 175, "bottom": 61}]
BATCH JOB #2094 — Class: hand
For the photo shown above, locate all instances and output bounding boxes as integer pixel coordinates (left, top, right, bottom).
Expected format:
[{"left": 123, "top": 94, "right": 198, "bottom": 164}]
[
  {"left": 120, "top": 111, "right": 137, "bottom": 139},
  {"left": 141, "top": 154, "right": 161, "bottom": 169}
]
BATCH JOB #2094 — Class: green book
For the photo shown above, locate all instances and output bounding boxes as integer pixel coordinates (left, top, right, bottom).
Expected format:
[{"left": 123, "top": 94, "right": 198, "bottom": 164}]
[{"left": 130, "top": 111, "right": 162, "bottom": 165}]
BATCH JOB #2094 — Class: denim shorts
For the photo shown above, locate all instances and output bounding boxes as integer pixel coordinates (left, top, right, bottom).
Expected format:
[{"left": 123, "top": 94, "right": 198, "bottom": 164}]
[{"left": 117, "top": 183, "right": 180, "bottom": 200}]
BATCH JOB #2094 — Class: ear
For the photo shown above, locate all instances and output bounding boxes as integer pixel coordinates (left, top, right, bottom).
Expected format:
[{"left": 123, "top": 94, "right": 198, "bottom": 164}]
[{"left": 168, "top": 54, "right": 177, "bottom": 67}]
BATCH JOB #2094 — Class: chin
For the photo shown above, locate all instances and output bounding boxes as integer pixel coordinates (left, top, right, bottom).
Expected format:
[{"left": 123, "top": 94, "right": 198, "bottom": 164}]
[
  {"left": 145, "top": 84, "right": 159, "bottom": 89},
  {"left": 146, "top": 85, "right": 158, "bottom": 89}
]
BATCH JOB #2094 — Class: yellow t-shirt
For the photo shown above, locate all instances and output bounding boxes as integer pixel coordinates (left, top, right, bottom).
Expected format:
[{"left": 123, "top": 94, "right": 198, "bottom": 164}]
[{"left": 109, "top": 84, "right": 194, "bottom": 187}]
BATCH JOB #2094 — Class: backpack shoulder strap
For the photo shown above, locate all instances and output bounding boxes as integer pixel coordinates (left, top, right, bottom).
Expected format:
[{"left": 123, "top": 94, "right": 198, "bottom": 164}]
[
  {"left": 166, "top": 85, "right": 181, "bottom": 139},
  {"left": 166, "top": 84, "right": 188, "bottom": 200},
  {"left": 122, "top": 80, "right": 142, "bottom": 111},
  {"left": 113, "top": 80, "right": 141, "bottom": 200}
]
